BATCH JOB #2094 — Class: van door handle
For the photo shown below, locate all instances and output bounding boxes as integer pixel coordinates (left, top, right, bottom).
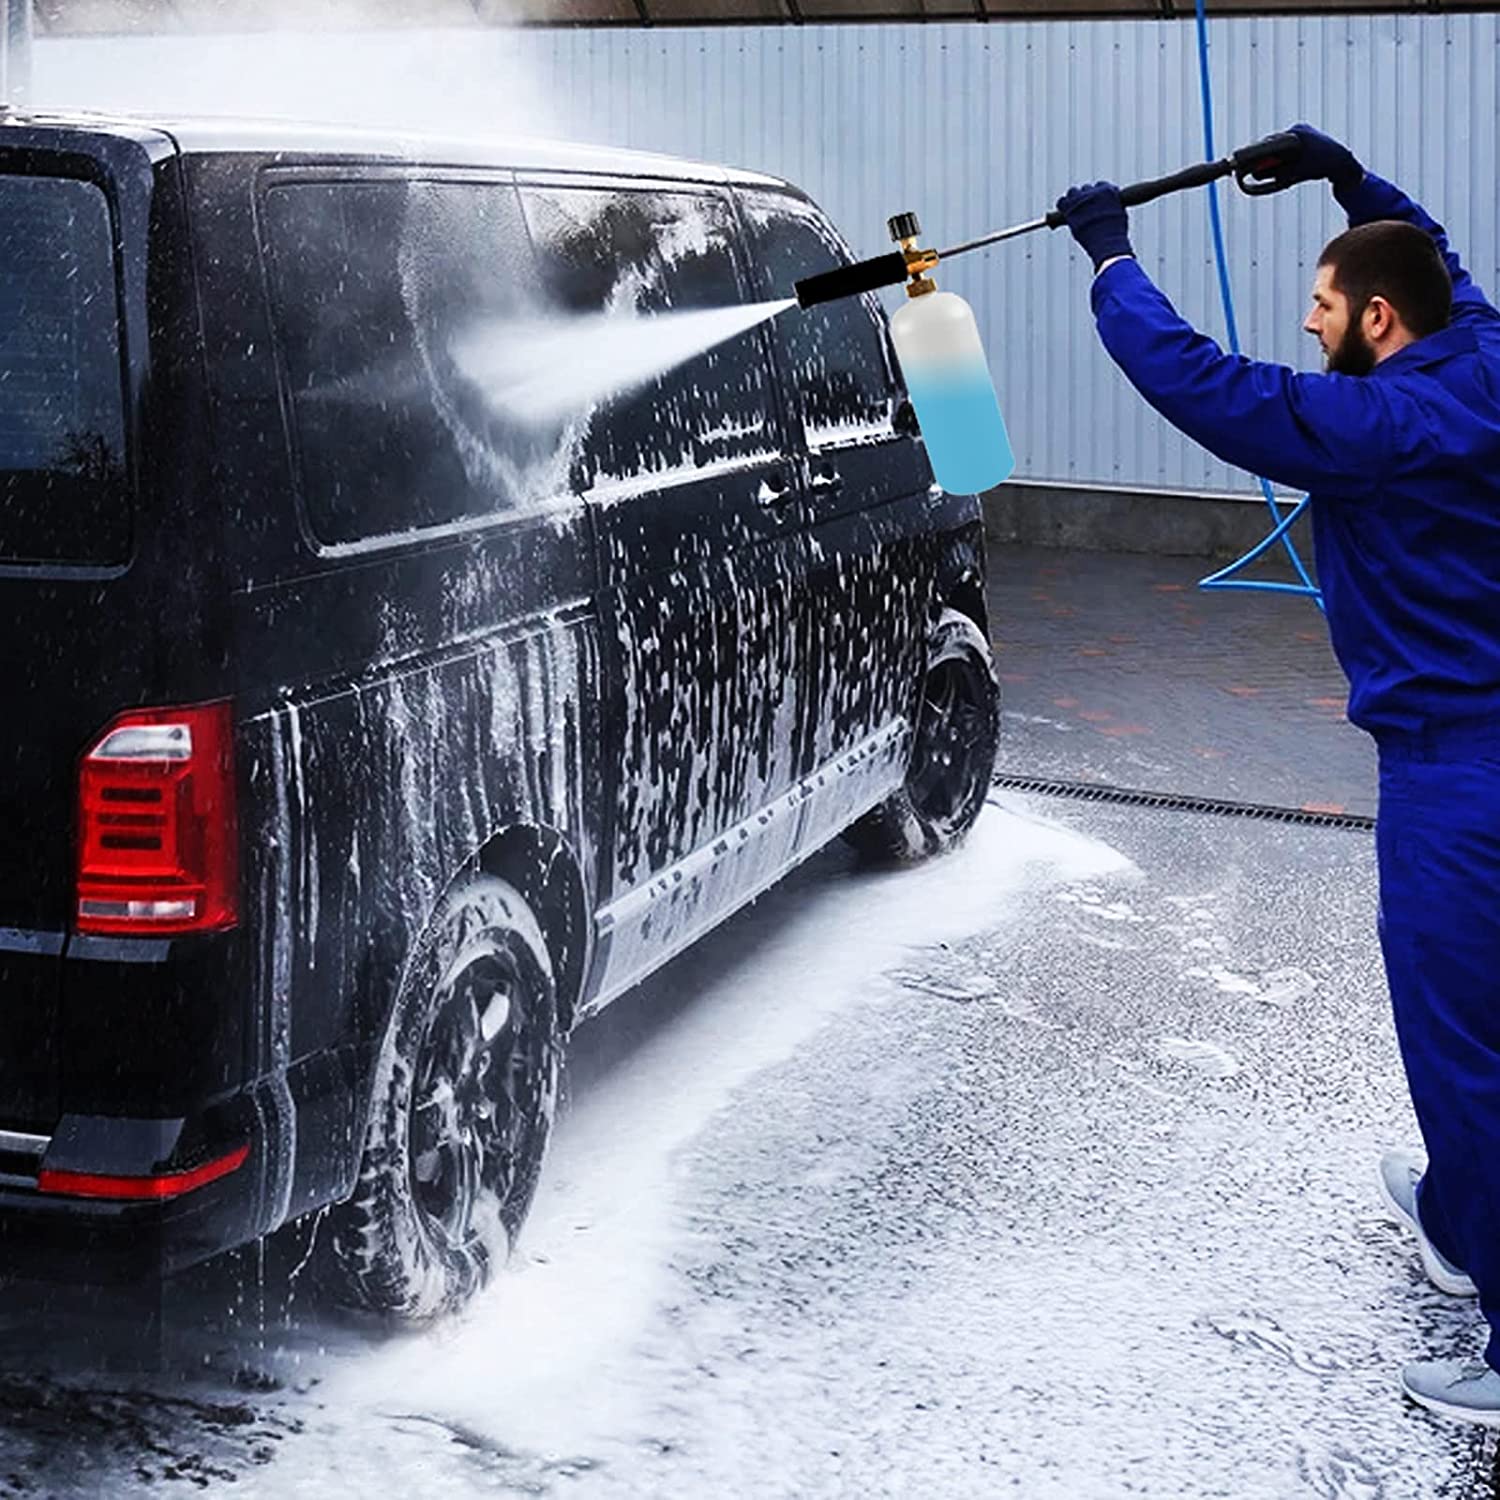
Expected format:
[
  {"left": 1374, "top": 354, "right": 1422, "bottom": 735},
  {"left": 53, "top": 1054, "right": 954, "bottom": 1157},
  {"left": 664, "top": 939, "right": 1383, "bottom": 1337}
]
[
  {"left": 757, "top": 471, "right": 794, "bottom": 508},
  {"left": 809, "top": 465, "right": 844, "bottom": 494}
]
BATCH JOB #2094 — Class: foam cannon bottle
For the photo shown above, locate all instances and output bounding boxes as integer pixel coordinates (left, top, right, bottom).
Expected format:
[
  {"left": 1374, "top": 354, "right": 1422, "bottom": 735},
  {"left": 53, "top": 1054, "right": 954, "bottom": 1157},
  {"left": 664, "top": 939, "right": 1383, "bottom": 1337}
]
[
  {"left": 793, "top": 137, "right": 1312, "bottom": 494},
  {"left": 885, "top": 212, "right": 1015, "bottom": 496}
]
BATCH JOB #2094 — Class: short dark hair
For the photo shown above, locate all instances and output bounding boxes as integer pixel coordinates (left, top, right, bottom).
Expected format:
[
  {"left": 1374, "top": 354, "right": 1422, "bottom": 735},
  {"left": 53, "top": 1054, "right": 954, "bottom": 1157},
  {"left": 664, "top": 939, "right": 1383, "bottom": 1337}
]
[{"left": 1317, "top": 220, "right": 1453, "bottom": 339}]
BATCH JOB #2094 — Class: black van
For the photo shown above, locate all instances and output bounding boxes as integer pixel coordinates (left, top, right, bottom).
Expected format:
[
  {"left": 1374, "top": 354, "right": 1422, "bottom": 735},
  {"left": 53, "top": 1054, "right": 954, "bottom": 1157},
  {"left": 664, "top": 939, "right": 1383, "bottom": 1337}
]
[{"left": 0, "top": 111, "right": 999, "bottom": 1319}]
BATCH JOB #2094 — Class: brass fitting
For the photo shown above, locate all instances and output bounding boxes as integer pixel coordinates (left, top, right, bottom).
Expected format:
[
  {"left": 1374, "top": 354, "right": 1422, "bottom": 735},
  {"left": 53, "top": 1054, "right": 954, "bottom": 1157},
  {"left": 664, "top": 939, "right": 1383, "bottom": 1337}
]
[
  {"left": 889, "top": 213, "right": 940, "bottom": 299},
  {"left": 901, "top": 245, "right": 939, "bottom": 298}
]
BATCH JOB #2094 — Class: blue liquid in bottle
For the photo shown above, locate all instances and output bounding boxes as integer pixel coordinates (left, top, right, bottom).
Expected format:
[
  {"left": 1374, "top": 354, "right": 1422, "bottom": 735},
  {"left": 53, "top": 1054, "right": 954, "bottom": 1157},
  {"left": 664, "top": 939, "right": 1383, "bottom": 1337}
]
[{"left": 906, "top": 359, "right": 1016, "bottom": 496}]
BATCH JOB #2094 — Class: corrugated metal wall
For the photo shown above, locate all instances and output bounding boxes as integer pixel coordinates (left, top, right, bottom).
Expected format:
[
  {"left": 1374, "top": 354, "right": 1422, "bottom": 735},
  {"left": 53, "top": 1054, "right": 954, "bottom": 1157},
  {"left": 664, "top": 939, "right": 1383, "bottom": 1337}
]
[
  {"left": 526, "top": 15, "right": 1500, "bottom": 496},
  {"left": 37, "top": 14, "right": 1500, "bottom": 496}
]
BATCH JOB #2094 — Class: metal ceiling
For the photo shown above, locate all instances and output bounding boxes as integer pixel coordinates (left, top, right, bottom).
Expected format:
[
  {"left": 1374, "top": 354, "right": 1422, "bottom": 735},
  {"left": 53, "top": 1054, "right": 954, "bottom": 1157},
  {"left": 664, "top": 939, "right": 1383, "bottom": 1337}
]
[{"left": 28, "top": 0, "right": 1500, "bottom": 30}]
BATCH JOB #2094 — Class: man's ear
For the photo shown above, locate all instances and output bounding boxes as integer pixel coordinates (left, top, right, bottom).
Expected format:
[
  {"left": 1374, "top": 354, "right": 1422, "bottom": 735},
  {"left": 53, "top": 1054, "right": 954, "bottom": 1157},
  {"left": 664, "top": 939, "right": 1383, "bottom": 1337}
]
[{"left": 1365, "top": 295, "right": 1397, "bottom": 340}]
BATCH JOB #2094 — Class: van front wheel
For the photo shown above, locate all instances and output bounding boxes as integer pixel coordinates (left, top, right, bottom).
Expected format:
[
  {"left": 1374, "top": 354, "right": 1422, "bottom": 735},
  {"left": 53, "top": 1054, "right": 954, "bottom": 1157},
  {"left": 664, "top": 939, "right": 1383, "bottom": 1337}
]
[
  {"left": 843, "top": 609, "right": 1000, "bottom": 864},
  {"left": 325, "top": 876, "right": 560, "bottom": 1321}
]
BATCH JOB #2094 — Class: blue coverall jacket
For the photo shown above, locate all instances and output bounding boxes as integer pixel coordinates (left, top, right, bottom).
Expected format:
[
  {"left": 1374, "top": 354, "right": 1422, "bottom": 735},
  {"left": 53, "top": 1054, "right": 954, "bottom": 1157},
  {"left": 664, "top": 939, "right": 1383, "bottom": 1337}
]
[
  {"left": 1091, "top": 172, "right": 1500, "bottom": 740},
  {"left": 1087, "top": 171, "right": 1500, "bottom": 1366}
]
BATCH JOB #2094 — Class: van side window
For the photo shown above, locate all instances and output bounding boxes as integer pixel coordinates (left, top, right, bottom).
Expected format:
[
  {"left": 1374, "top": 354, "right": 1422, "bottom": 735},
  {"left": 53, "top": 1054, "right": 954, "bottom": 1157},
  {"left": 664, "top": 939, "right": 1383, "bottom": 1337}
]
[
  {"left": 0, "top": 176, "right": 129, "bottom": 566},
  {"left": 743, "top": 199, "right": 896, "bottom": 448},
  {"left": 263, "top": 179, "right": 563, "bottom": 548},
  {"left": 520, "top": 187, "right": 779, "bottom": 492}
]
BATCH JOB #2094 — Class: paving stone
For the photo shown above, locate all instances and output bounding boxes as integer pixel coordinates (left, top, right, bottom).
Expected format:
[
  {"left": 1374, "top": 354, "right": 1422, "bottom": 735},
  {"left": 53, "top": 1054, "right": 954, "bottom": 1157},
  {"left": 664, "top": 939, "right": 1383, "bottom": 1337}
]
[{"left": 984, "top": 543, "right": 1377, "bottom": 818}]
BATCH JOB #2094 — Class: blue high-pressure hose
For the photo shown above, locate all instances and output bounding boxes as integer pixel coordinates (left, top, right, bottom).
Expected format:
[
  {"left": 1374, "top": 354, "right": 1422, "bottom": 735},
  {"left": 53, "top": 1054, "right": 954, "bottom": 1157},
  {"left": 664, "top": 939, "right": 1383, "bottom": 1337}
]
[{"left": 1190, "top": 0, "right": 1325, "bottom": 611}]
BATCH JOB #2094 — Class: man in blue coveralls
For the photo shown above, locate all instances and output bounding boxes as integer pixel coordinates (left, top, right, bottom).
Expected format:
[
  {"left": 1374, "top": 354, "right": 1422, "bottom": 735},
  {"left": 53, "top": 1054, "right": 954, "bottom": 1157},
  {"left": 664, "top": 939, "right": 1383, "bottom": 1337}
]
[{"left": 1056, "top": 125, "right": 1500, "bottom": 1428}]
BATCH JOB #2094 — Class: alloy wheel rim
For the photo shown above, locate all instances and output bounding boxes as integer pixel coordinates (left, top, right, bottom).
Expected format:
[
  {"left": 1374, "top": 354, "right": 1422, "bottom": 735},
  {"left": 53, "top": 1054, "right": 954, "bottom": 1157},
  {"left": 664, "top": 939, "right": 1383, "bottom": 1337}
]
[
  {"left": 906, "top": 655, "right": 992, "bottom": 829},
  {"left": 408, "top": 942, "right": 527, "bottom": 1251}
]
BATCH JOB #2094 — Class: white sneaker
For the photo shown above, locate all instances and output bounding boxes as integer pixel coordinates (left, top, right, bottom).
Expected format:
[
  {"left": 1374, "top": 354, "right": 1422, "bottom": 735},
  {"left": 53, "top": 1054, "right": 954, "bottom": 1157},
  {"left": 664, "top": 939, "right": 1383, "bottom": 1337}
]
[
  {"left": 1378, "top": 1149, "right": 1477, "bottom": 1297},
  {"left": 1402, "top": 1359, "right": 1500, "bottom": 1427}
]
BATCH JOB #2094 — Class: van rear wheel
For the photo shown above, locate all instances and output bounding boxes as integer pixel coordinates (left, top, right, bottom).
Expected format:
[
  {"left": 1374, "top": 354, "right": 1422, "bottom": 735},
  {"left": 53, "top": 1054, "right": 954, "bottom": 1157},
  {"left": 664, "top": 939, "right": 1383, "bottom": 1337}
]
[
  {"left": 843, "top": 609, "right": 999, "bottom": 864},
  {"left": 325, "top": 876, "right": 560, "bottom": 1321}
]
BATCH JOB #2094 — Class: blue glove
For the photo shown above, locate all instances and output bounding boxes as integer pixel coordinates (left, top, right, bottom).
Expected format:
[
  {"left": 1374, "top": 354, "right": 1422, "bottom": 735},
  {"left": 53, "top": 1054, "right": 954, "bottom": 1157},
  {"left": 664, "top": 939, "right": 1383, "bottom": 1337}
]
[
  {"left": 1263, "top": 124, "right": 1364, "bottom": 194},
  {"left": 1055, "top": 183, "right": 1133, "bottom": 273}
]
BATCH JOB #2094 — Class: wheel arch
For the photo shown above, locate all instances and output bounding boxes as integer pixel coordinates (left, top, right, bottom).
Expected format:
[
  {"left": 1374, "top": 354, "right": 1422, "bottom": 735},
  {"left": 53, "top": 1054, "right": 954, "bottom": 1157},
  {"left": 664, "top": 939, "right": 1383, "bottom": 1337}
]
[
  {"left": 474, "top": 823, "right": 593, "bottom": 1037},
  {"left": 934, "top": 522, "right": 991, "bottom": 641}
]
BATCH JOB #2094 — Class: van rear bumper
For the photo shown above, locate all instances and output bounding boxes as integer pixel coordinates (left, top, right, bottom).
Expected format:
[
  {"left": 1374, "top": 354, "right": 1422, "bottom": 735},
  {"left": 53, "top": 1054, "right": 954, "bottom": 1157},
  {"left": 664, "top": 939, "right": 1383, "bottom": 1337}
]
[{"left": 0, "top": 1098, "right": 265, "bottom": 1285}]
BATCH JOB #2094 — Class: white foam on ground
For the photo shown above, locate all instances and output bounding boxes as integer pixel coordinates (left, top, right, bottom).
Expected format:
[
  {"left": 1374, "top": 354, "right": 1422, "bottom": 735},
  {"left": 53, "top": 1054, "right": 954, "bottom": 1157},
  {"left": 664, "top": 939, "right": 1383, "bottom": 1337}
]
[{"left": 304, "top": 800, "right": 1132, "bottom": 1462}]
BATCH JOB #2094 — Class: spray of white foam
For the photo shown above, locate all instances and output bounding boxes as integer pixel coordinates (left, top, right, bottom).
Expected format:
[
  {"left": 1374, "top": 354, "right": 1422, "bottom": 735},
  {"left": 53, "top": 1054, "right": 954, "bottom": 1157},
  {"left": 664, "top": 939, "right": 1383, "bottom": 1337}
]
[
  {"left": 33, "top": 23, "right": 558, "bottom": 143},
  {"left": 450, "top": 299, "right": 798, "bottom": 427}
]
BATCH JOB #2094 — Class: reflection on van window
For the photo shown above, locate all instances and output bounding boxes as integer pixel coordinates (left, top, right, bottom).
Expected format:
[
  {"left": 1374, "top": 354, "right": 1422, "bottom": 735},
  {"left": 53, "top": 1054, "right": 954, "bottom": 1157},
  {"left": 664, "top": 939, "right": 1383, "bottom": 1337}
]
[
  {"left": 520, "top": 188, "right": 778, "bottom": 492},
  {"left": 264, "top": 179, "right": 565, "bottom": 548},
  {"left": 0, "top": 176, "right": 129, "bottom": 566},
  {"left": 744, "top": 198, "right": 896, "bottom": 448}
]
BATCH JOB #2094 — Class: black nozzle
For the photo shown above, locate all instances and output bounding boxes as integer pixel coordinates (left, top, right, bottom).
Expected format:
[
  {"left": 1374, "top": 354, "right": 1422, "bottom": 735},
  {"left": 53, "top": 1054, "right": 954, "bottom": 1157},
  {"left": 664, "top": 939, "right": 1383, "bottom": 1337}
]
[
  {"left": 888, "top": 211, "right": 922, "bottom": 243},
  {"left": 794, "top": 251, "right": 910, "bottom": 310}
]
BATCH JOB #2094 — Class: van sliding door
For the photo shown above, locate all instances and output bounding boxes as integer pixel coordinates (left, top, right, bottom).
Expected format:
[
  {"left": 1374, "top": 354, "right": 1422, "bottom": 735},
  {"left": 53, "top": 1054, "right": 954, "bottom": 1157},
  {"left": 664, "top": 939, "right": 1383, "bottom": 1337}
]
[
  {"left": 518, "top": 179, "right": 806, "bottom": 1005},
  {"left": 738, "top": 191, "right": 935, "bottom": 850}
]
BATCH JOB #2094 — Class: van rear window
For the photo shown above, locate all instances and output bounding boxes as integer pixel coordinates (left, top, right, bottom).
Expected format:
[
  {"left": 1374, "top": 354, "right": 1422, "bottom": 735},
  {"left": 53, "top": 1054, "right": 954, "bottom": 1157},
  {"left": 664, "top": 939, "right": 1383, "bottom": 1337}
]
[
  {"left": 263, "top": 179, "right": 561, "bottom": 549},
  {"left": 0, "top": 176, "right": 129, "bottom": 566}
]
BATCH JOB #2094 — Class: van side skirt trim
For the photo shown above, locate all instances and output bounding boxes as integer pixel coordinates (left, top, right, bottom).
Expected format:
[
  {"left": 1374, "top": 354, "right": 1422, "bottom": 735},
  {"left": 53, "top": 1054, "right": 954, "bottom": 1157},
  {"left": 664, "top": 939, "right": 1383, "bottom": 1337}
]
[{"left": 586, "top": 717, "right": 909, "bottom": 1016}]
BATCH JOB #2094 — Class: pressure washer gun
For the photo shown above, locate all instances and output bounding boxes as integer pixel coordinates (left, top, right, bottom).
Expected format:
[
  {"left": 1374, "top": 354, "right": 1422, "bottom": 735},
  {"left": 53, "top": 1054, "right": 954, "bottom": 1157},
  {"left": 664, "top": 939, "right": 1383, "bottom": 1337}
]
[{"left": 792, "top": 130, "right": 1303, "bottom": 496}]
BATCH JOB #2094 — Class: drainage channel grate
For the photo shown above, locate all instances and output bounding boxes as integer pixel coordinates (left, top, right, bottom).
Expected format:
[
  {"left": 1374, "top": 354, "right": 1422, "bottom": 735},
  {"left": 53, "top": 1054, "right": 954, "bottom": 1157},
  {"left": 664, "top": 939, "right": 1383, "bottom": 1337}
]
[{"left": 991, "top": 775, "right": 1375, "bottom": 832}]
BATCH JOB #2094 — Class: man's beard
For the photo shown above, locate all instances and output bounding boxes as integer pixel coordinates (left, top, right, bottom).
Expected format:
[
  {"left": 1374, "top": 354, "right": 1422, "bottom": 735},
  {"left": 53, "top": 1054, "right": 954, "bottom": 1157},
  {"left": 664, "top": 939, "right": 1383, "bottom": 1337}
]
[{"left": 1327, "top": 310, "right": 1376, "bottom": 376}]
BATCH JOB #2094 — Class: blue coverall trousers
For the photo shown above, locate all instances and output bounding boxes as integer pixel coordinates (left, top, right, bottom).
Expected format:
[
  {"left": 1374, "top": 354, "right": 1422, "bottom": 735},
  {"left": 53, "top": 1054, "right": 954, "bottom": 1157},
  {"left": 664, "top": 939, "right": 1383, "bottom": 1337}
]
[{"left": 1377, "top": 724, "right": 1500, "bottom": 1367}]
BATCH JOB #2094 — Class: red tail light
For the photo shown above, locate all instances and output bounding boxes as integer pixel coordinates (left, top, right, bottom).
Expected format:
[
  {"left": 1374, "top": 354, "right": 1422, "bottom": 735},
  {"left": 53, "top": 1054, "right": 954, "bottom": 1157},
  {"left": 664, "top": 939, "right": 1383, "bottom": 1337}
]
[{"left": 76, "top": 700, "right": 239, "bottom": 936}]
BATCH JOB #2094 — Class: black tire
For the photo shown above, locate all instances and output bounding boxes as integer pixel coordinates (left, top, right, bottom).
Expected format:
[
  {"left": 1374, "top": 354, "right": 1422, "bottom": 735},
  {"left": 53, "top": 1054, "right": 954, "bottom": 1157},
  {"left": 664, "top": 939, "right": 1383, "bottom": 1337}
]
[
  {"left": 843, "top": 609, "right": 1000, "bottom": 864},
  {"left": 324, "top": 876, "right": 560, "bottom": 1321}
]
